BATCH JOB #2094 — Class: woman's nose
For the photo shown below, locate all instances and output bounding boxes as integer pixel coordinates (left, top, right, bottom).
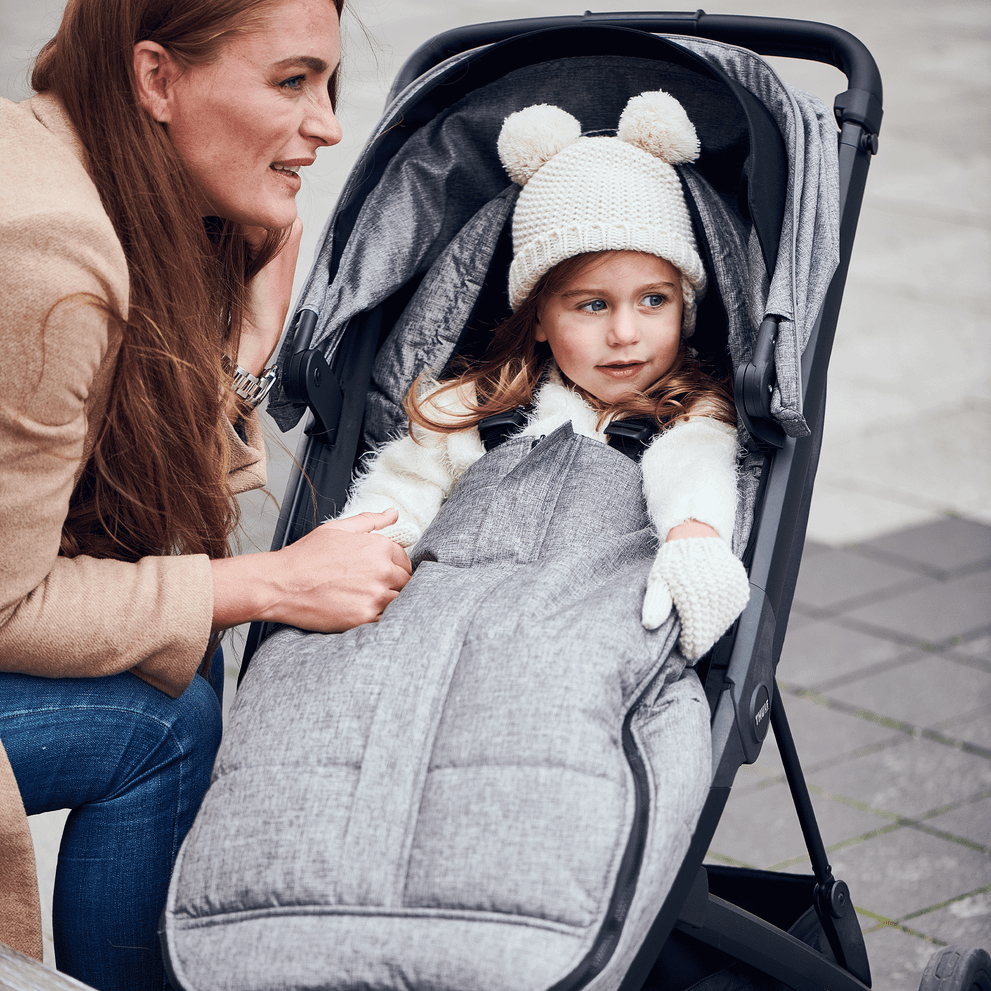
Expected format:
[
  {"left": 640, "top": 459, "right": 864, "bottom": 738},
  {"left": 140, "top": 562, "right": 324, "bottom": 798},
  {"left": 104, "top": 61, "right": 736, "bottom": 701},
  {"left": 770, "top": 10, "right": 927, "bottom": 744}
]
[{"left": 305, "top": 90, "right": 343, "bottom": 148}]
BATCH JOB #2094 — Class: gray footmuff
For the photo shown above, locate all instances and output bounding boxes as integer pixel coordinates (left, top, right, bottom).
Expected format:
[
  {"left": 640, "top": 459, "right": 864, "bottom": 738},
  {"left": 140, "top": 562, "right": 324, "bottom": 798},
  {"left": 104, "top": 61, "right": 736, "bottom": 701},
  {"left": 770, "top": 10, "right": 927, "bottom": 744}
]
[{"left": 163, "top": 425, "right": 712, "bottom": 991}]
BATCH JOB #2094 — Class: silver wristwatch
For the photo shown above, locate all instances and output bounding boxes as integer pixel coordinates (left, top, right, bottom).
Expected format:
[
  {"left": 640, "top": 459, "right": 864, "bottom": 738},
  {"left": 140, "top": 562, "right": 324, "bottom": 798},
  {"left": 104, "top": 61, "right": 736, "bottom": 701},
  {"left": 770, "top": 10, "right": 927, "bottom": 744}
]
[{"left": 224, "top": 356, "right": 278, "bottom": 410}]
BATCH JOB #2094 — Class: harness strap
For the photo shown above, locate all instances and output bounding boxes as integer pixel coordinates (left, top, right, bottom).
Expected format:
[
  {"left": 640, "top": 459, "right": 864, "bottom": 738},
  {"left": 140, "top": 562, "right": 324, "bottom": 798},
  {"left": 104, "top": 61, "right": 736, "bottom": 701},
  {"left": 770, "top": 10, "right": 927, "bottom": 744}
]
[
  {"left": 480, "top": 406, "right": 657, "bottom": 462},
  {"left": 604, "top": 417, "right": 657, "bottom": 462},
  {"left": 478, "top": 406, "right": 532, "bottom": 451}
]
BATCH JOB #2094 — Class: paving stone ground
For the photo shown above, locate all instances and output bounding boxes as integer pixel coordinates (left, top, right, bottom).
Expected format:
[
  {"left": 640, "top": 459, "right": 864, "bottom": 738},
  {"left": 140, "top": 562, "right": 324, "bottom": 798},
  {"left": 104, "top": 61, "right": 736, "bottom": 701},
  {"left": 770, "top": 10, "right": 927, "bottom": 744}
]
[{"left": 707, "top": 517, "right": 991, "bottom": 990}]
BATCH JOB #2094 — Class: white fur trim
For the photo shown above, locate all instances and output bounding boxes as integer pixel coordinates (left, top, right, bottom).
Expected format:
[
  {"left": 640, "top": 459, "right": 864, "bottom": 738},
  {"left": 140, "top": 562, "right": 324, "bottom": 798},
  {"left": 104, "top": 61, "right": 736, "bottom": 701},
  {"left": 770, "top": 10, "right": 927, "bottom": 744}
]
[
  {"left": 522, "top": 370, "right": 605, "bottom": 442},
  {"left": 340, "top": 434, "right": 450, "bottom": 547},
  {"left": 641, "top": 417, "right": 740, "bottom": 546},
  {"left": 335, "top": 383, "right": 486, "bottom": 546},
  {"left": 447, "top": 428, "right": 486, "bottom": 476},
  {"left": 498, "top": 105, "right": 582, "bottom": 186}
]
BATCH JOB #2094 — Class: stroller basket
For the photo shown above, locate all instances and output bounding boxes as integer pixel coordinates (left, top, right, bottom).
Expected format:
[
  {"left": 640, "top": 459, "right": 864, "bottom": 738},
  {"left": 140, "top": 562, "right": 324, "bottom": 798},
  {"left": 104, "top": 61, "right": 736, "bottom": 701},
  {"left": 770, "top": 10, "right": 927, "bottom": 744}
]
[{"left": 227, "top": 11, "right": 886, "bottom": 991}]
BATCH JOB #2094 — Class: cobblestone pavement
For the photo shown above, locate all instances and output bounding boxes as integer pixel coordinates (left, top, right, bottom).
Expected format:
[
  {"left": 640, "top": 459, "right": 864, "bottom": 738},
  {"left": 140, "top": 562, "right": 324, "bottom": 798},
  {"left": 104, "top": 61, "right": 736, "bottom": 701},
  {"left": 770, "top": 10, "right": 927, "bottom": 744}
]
[{"left": 5, "top": 0, "right": 989, "bottom": 986}]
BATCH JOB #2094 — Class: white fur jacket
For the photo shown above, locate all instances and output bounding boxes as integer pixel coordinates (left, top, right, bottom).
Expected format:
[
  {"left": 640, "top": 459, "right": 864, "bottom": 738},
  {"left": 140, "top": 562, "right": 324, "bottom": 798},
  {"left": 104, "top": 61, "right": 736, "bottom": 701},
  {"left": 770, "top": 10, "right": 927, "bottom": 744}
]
[{"left": 341, "top": 369, "right": 739, "bottom": 551}]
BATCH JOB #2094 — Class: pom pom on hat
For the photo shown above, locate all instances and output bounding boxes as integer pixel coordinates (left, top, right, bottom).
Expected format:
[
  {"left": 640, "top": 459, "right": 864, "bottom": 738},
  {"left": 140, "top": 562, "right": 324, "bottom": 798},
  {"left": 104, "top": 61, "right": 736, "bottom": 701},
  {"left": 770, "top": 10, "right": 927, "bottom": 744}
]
[
  {"left": 617, "top": 90, "right": 700, "bottom": 164},
  {"left": 498, "top": 104, "right": 582, "bottom": 185}
]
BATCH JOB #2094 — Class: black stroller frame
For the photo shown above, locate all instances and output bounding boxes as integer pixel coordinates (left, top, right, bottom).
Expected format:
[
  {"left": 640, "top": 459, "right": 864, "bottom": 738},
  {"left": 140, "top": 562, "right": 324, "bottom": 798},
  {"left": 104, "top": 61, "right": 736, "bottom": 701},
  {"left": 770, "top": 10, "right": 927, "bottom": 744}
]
[{"left": 242, "top": 11, "right": 887, "bottom": 991}]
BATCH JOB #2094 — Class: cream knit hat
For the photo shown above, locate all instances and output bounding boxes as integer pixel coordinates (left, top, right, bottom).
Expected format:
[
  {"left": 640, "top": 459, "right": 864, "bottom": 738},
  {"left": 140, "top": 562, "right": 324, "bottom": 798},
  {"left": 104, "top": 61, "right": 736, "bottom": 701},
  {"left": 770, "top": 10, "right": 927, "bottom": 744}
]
[{"left": 498, "top": 90, "right": 706, "bottom": 335}]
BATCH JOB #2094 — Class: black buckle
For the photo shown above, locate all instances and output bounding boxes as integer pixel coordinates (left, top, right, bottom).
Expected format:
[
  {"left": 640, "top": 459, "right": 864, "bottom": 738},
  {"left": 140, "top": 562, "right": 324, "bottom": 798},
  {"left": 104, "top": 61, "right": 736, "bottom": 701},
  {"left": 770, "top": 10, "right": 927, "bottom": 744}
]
[
  {"left": 478, "top": 406, "right": 531, "bottom": 451},
  {"left": 605, "top": 417, "right": 656, "bottom": 461}
]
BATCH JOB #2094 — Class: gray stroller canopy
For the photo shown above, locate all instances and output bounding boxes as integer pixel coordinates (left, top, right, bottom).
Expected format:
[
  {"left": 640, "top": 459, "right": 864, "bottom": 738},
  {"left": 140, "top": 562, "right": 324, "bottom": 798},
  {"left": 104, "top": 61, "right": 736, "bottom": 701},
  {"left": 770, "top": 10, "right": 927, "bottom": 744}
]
[{"left": 268, "top": 26, "right": 839, "bottom": 443}]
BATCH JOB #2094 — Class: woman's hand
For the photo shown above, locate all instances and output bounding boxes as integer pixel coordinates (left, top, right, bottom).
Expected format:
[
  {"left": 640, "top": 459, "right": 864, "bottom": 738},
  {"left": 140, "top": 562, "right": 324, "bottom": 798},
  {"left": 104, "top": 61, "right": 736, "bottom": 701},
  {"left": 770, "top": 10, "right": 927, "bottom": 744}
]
[
  {"left": 236, "top": 219, "right": 303, "bottom": 376},
  {"left": 211, "top": 510, "right": 413, "bottom": 633}
]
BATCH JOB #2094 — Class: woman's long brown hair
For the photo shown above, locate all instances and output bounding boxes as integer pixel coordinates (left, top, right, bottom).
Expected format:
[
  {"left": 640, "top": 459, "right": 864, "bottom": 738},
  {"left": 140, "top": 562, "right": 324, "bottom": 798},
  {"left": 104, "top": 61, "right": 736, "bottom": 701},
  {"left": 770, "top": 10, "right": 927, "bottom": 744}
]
[
  {"left": 407, "top": 252, "right": 736, "bottom": 435},
  {"left": 31, "top": 0, "right": 343, "bottom": 563}
]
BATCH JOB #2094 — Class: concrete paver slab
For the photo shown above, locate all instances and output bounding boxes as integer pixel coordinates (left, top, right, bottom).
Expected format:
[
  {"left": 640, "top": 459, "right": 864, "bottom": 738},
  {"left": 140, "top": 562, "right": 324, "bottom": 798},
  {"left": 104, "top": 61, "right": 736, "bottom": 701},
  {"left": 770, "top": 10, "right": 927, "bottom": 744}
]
[
  {"left": 824, "top": 652, "right": 991, "bottom": 729},
  {"left": 827, "top": 826, "right": 991, "bottom": 920},
  {"left": 706, "top": 780, "right": 891, "bottom": 871},
  {"left": 864, "top": 518, "right": 991, "bottom": 575},
  {"left": 926, "top": 796, "right": 991, "bottom": 850},
  {"left": 778, "top": 617, "right": 909, "bottom": 687},
  {"left": 803, "top": 484, "right": 945, "bottom": 547},
  {"left": 941, "top": 710, "right": 991, "bottom": 752},
  {"left": 26, "top": 810, "right": 68, "bottom": 966},
  {"left": 842, "top": 569, "right": 991, "bottom": 647},
  {"left": 813, "top": 402, "right": 991, "bottom": 536},
  {"left": 860, "top": 926, "right": 949, "bottom": 991},
  {"left": 807, "top": 735, "right": 991, "bottom": 821},
  {"left": 770, "top": 691, "right": 904, "bottom": 766},
  {"left": 913, "top": 891, "right": 991, "bottom": 949},
  {"left": 791, "top": 547, "right": 928, "bottom": 613},
  {"left": 952, "top": 634, "right": 991, "bottom": 665}
]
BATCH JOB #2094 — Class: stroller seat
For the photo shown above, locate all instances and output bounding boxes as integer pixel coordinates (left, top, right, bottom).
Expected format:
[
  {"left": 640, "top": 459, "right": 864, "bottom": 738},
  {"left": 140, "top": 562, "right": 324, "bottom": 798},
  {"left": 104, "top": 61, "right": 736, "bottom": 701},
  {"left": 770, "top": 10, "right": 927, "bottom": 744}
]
[{"left": 162, "top": 14, "right": 890, "bottom": 991}]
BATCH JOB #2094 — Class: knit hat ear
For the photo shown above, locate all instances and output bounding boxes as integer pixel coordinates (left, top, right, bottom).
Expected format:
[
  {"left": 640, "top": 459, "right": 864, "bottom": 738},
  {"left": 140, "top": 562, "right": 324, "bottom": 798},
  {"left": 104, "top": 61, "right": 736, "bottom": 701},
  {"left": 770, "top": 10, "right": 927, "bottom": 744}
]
[
  {"left": 617, "top": 90, "right": 701, "bottom": 164},
  {"left": 498, "top": 104, "right": 582, "bottom": 185}
]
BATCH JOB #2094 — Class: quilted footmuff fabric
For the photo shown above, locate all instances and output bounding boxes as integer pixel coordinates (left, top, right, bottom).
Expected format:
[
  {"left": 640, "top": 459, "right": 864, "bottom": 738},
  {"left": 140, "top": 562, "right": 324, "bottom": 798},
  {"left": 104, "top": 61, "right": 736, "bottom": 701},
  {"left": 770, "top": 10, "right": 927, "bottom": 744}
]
[{"left": 163, "top": 425, "right": 713, "bottom": 991}]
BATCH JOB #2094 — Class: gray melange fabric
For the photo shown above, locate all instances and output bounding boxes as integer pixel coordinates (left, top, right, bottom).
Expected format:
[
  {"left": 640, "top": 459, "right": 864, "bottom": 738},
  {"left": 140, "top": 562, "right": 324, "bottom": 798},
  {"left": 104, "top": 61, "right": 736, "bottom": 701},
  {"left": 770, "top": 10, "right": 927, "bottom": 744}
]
[
  {"left": 363, "top": 184, "right": 519, "bottom": 449},
  {"left": 677, "top": 166, "right": 764, "bottom": 554},
  {"left": 672, "top": 37, "right": 841, "bottom": 437},
  {"left": 163, "top": 426, "right": 711, "bottom": 991}
]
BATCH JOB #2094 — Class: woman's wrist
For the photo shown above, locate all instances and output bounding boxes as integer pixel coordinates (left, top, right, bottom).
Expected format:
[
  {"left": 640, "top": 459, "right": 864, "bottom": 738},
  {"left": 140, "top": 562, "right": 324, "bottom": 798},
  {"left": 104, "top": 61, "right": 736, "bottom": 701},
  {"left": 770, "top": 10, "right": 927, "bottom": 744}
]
[
  {"left": 210, "top": 552, "right": 282, "bottom": 631},
  {"left": 233, "top": 333, "right": 278, "bottom": 379}
]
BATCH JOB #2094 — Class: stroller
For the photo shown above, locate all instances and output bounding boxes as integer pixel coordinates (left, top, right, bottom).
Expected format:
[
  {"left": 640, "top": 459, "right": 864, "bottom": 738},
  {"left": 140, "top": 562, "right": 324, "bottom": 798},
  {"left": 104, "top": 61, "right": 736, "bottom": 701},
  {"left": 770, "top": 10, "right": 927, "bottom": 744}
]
[{"left": 160, "top": 11, "right": 980, "bottom": 991}]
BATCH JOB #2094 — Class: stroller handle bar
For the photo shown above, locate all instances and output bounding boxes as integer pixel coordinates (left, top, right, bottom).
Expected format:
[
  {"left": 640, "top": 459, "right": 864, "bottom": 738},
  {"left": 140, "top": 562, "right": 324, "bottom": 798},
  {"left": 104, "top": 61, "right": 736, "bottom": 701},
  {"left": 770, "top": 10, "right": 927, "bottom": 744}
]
[{"left": 390, "top": 10, "right": 883, "bottom": 134}]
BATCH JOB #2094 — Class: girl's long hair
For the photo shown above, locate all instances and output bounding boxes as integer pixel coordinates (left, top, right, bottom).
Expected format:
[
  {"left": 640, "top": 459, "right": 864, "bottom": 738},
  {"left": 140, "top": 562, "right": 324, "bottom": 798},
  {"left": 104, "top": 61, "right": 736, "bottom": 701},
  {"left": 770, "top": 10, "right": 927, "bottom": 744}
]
[
  {"left": 32, "top": 0, "right": 343, "bottom": 563},
  {"left": 407, "top": 252, "right": 736, "bottom": 435}
]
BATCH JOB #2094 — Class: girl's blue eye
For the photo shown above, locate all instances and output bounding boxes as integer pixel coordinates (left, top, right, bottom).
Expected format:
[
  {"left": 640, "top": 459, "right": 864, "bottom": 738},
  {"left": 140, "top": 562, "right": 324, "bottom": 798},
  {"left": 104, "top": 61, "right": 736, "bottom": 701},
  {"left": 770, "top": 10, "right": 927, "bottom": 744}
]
[
  {"left": 580, "top": 299, "right": 607, "bottom": 313},
  {"left": 280, "top": 75, "right": 305, "bottom": 91},
  {"left": 643, "top": 293, "right": 667, "bottom": 308}
]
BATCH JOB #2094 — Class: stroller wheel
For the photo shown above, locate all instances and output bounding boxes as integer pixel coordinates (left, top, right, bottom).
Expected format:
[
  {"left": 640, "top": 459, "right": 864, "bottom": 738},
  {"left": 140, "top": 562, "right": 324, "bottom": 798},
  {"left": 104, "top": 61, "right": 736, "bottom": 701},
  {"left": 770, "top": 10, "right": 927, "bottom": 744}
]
[{"left": 920, "top": 946, "right": 991, "bottom": 991}]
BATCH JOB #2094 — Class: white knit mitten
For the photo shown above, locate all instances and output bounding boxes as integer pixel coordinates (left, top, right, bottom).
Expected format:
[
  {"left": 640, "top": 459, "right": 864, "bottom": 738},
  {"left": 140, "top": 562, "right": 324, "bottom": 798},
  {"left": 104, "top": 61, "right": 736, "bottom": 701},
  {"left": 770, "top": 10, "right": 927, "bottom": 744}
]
[{"left": 642, "top": 537, "right": 751, "bottom": 660}]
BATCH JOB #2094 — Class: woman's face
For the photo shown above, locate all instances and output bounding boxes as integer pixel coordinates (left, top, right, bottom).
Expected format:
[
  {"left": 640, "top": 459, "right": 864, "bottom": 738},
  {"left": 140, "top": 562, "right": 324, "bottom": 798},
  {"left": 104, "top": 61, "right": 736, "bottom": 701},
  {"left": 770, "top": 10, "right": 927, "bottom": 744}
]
[
  {"left": 536, "top": 251, "right": 684, "bottom": 405},
  {"left": 148, "top": 0, "right": 342, "bottom": 229}
]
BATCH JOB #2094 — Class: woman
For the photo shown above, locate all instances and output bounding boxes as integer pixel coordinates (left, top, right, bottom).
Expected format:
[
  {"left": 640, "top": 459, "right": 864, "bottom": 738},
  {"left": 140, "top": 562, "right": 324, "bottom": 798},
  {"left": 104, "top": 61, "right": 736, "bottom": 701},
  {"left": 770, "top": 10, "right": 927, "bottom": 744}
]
[{"left": 0, "top": 0, "right": 411, "bottom": 986}]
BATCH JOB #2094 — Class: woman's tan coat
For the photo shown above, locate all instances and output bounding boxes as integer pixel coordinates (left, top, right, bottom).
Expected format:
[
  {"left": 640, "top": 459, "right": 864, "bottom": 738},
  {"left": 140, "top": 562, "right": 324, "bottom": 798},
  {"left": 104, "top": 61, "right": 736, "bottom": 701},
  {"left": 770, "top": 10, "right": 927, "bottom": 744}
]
[{"left": 0, "top": 93, "right": 267, "bottom": 959}]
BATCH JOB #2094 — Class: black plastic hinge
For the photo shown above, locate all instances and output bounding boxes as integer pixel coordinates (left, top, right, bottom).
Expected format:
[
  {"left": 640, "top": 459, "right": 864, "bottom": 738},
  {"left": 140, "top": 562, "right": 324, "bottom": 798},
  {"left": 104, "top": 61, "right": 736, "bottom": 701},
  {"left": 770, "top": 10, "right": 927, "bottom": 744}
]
[
  {"left": 814, "top": 878, "right": 873, "bottom": 986},
  {"left": 281, "top": 309, "right": 344, "bottom": 445},
  {"left": 734, "top": 315, "right": 786, "bottom": 449},
  {"left": 834, "top": 88, "right": 883, "bottom": 155}
]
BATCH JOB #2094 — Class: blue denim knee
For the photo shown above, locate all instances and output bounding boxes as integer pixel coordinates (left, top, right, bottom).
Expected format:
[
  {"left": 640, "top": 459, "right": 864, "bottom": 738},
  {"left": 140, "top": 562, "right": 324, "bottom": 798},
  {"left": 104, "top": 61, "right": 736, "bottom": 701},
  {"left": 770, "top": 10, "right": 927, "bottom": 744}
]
[{"left": 1, "top": 666, "right": 222, "bottom": 991}]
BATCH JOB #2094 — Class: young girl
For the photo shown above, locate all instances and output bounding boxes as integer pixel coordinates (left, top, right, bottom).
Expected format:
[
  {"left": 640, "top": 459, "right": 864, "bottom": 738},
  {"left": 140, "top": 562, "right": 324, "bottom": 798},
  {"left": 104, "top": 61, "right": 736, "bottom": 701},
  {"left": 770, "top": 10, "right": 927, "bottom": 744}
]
[{"left": 335, "top": 90, "right": 750, "bottom": 661}]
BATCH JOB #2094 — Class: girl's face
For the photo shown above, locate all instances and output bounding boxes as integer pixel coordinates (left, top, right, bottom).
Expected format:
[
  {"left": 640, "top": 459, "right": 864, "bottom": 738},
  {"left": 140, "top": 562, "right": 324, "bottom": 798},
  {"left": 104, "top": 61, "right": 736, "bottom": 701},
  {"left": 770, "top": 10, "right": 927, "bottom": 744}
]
[
  {"left": 147, "top": 0, "right": 342, "bottom": 229},
  {"left": 536, "top": 251, "right": 684, "bottom": 404}
]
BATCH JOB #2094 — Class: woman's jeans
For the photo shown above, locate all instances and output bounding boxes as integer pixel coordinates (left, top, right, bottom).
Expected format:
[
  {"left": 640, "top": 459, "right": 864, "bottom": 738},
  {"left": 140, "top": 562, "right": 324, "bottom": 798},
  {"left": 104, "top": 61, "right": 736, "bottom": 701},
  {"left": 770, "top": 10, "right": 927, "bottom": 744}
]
[{"left": 0, "top": 653, "right": 223, "bottom": 991}]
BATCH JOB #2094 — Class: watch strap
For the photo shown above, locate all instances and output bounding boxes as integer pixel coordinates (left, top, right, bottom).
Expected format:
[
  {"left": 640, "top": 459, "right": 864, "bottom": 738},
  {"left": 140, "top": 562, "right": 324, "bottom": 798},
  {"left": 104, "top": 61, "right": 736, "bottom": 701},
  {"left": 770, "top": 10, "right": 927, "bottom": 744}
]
[{"left": 223, "top": 355, "right": 277, "bottom": 410}]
